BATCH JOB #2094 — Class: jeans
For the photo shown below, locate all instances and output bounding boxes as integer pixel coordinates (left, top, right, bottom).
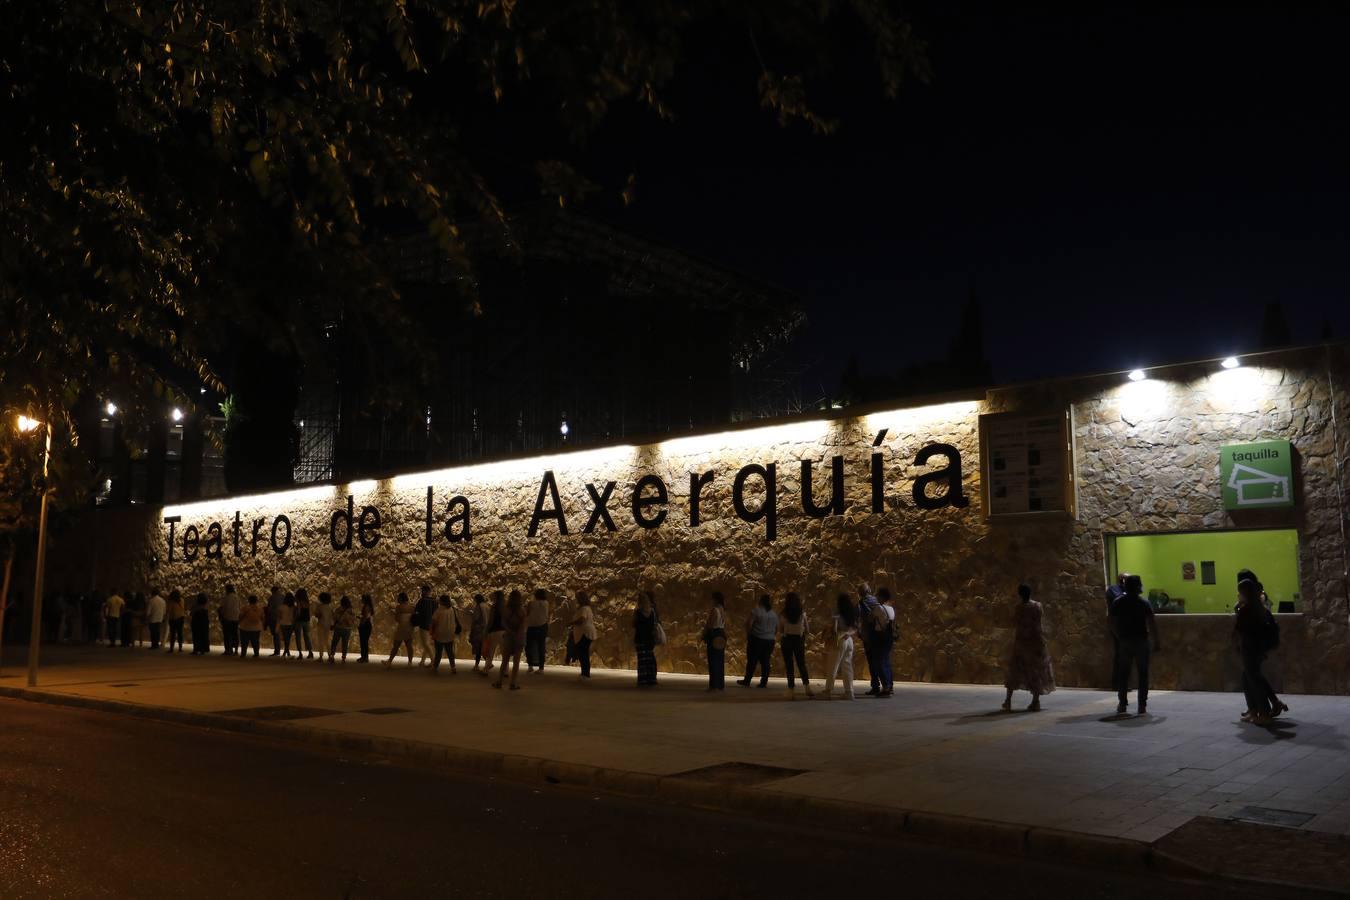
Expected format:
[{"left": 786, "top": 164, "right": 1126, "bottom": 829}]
[
  {"left": 574, "top": 636, "right": 592, "bottom": 676},
  {"left": 525, "top": 624, "right": 548, "bottom": 669},
  {"left": 222, "top": 620, "right": 239, "bottom": 654},
  {"left": 433, "top": 640, "right": 456, "bottom": 671},
  {"left": 294, "top": 620, "right": 312, "bottom": 653},
  {"left": 148, "top": 621, "right": 162, "bottom": 649},
  {"left": 358, "top": 622, "right": 372, "bottom": 661},
  {"left": 241, "top": 630, "right": 261, "bottom": 656},
  {"left": 825, "top": 634, "right": 855, "bottom": 698},
  {"left": 168, "top": 619, "right": 184, "bottom": 650},
  {"left": 1241, "top": 647, "right": 1275, "bottom": 717},
  {"left": 284, "top": 624, "right": 300, "bottom": 654},
  {"left": 873, "top": 635, "right": 894, "bottom": 692},
  {"left": 743, "top": 637, "right": 774, "bottom": 686},
  {"left": 105, "top": 617, "right": 120, "bottom": 646},
  {"left": 781, "top": 633, "right": 809, "bottom": 688},
  {"left": 706, "top": 629, "right": 726, "bottom": 690},
  {"left": 330, "top": 627, "right": 351, "bottom": 659},
  {"left": 1114, "top": 637, "right": 1151, "bottom": 708}
]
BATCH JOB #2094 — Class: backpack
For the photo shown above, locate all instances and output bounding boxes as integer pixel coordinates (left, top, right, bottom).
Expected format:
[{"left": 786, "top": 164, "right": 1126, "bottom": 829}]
[
  {"left": 1262, "top": 609, "right": 1280, "bottom": 651},
  {"left": 871, "top": 604, "right": 892, "bottom": 636}
]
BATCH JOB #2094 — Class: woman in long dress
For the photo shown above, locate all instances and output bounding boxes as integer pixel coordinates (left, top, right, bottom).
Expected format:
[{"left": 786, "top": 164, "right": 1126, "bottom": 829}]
[
  {"left": 633, "top": 592, "right": 659, "bottom": 686},
  {"left": 1002, "top": 583, "right": 1055, "bottom": 712}
]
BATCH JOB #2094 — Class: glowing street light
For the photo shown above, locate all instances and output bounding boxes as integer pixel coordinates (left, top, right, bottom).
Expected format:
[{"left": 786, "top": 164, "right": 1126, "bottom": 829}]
[
  {"left": 560, "top": 417, "right": 570, "bottom": 441},
  {"left": 7, "top": 414, "right": 52, "bottom": 686},
  {"left": 1221, "top": 356, "right": 1240, "bottom": 369},
  {"left": 1128, "top": 369, "right": 1147, "bottom": 382},
  {"left": 105, "top": 401, "right": 118, "bottom": 416},
  {"left": 171, "top": 407, "right": 184, "bottom": 423}
]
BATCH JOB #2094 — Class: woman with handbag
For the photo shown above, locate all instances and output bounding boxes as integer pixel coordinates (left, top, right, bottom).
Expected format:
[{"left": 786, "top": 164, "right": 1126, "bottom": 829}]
[
  {"left": 704, "top": 592, "right": 727, "bottom": 691},
  {"left": 633, "top": 591, "right": 660, "bottom": 686}
]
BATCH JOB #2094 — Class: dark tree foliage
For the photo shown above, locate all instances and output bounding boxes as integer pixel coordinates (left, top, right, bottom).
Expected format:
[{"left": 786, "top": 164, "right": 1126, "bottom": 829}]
[{"left": 1, "top": 0, "right": 926, "bottom": 454}]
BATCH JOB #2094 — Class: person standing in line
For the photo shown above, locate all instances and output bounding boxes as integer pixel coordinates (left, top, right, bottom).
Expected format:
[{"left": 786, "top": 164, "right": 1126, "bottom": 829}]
[
  {"left": 704, "top": 592, "right": 727, "bottom": 691},
  {"left": 430, "top": 594, "right": 458, "bottom": 675},
  {"left": 778, "top": 592, "right": 813, "bottom": 699},
  {"left": 357, "top": 594, "right": 375, "bottom": 663},
  {"left": 266, "top": 585, "right": 284, "bottom": 656},
  {"left": 856, "top": 584, "right": 883, "bottom": 696},
  {"left": 117, "top": 590, "right": 134, "bottom": 648},
  {"left": 738, "top": 594, "right": 777, "bottom": 688},
  {"left": 220, "top": 583, "right": 241, "bottom": 656},
  {"left": 633, "top": 591, "right": 661, "bottom": 687},
  {"left": 238, "top": 595, "right": 264, "bottom": 658},
  {"left": 277, "top": 594, "right": 297, "bottom": 657},
  {"left": 190, "top": 593, "right": 211, "bottom": 656},
  {"left": 1234, "top": 573, "right": 1286, "bottom": 724},
  {"left": 468, "top": 594, "right": 488, "bottom": 671},
  {"left": 412, "top": 585, "right": 436, "bottom": 667},
  {"left": 1002, "top": 584, "right": 1055, "bottom": 712},
  {"left": 494, "top": 591, "right": 527, "bottom": 689},
  {"left": 165, "top": 589, "right": 186, "bottom": 653},
  {"left": 525, "top": 588, "right": 550, "bottom": 673},
  {"left": 870, "top": 587, "right": 897, "bottom": 698},
  {"left": 126, "top": 591, "right": 147, "bottom": 647},
  {"left": 821, "top": 594, "right": 859, "bottom": 700},
  {"left": 146, "top": 588, "right": 166, "bottom": 650},
  {"left": 571, "top": 591, "right": 596, "bottom": 679},
  {"left": 293, "top": 588, "right": 314, "bottom": 659},
  {"left": 384, "top": 592, "right": 415, "bottom": 668},
  {"left": 329, "top": 595, "right": 355, "bottom": 664},
  {"left": 315, "top": 592, "right": 336, "bottom": 662},
  {"left": 1109, "top": 574, "right": 1159, "bottom": 716},
  {"left": 1105, "top": 571, "right": 1129, "bottom": 695},
  {"left": 103, "top": 590, "right": 125, "bottom": 648},
  {"left": 478, "top": 590, "right": 506, "bottom": 676},
  {"left": 1236, "top": 568, "right": 1287, "bottom": 719}
]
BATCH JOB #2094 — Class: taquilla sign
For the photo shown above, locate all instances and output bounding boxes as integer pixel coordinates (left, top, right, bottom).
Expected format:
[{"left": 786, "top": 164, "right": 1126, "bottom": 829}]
[
  {"left": 160, "top": 431, "right": 969, "bottom": 565},
  {"left": 1220, "top": 439, "right": 1295, "bottom": 510}
]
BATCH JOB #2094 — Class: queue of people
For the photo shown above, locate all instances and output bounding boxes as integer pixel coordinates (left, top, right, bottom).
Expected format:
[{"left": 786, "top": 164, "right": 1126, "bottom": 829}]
[{"left": 57, "top": 572, "right": 1287, "bottom": 722}]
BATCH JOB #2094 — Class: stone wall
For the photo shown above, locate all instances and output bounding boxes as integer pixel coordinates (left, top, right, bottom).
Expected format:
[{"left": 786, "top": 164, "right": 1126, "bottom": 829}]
[{"left": 42, "top": 345, "right": 1350, "bottom": 693}]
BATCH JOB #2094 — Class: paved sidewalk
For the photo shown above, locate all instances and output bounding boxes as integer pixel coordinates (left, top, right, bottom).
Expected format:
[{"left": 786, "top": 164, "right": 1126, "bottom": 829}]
[{"left": 4, "top": 644, "right": 1350, "bottom": 852}]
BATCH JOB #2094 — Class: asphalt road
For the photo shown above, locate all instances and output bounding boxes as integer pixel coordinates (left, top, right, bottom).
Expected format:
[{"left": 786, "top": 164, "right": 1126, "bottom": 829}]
[{"left": 0, "top": 698, "right": 1288, "bottom": 900}]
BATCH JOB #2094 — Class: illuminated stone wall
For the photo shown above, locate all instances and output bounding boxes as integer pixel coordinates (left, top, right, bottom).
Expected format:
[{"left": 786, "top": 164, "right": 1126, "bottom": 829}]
[{"left": 49, "top": 345, "right": 1350, "bottom": 693}]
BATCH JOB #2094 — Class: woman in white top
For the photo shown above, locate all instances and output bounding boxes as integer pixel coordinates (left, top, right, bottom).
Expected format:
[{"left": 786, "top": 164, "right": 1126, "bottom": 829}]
[
  {"left": 777, "top": 592, "right": 813, "bottom": 698},
  {"left": 570, "top": 591, "right": 596, "bottom": 678},
  {"left": 822, "top": 594, "right": 859, "bottom": 700},
  {"left": 704, "top": 592, "right": 727, "bottom": 691}
]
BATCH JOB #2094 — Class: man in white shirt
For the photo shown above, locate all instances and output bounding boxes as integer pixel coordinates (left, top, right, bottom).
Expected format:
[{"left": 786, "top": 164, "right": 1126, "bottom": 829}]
[
  {"left": 146, "top": 589, "right": 167, "bottom": 649},
  {"left": 525, "top": 589, "right": 551, "bottom": 673},
  {"left": 220, "top": 584, "right": 242, "bottom": 656}
]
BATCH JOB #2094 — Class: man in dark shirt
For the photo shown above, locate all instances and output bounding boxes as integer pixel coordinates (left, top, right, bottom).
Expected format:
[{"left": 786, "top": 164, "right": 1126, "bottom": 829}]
[{"left": 1109, "top": 574, "right": 1160, "bottom": 715}]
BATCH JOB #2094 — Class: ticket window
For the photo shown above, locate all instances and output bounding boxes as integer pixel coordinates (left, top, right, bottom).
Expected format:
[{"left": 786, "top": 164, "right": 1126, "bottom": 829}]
[{"left": 1106, "top": 529, "right": 1301, "bottom": 614}]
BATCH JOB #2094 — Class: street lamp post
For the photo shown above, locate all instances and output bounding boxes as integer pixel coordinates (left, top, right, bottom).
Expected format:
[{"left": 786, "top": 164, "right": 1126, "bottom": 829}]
[{"left": 15, "top": 415, "right": 52, "bottom": 687}]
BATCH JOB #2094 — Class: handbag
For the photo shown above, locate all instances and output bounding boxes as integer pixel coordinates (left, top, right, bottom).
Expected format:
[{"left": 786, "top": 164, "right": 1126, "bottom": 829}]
[{"left": 653, "top": 621, "right": 667, "bottom": 646}]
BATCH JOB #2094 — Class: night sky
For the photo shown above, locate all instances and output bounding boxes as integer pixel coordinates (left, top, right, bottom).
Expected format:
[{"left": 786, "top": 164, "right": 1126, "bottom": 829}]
[{"left": 583, "top": 4, "right": 1350, "bottom": 399}]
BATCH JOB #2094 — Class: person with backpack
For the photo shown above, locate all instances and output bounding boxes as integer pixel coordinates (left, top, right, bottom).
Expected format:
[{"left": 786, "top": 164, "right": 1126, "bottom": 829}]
[
  {"left": 1002, "top": 583, "right": 1054, "bottom": 711},
  {"left": 1109, "top": 574, "right": 1159, "bottom": 716},
  {"left": 821, "top": 594, "right": 859, "bottom": 700},
  {"left": 737, "top": 594, "right": 777, "bottom": 688},
  {"left": 869, "top": 587, "right": 897, "bottom": 698},
  {"left": 1234, "top": 571, "right": 1287, "bottom": 724},
  {"left": 430, "top": 594, "right": 459, "bottom": 675},
  {"left": 856, "top": 584, "right": 882, "bottom": 695},
  {"left": 777, "top": 592, "right": 813, "bottom": 698}
]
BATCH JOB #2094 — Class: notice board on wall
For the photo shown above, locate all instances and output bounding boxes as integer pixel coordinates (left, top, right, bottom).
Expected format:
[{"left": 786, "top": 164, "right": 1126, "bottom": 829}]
[{"left": 979, "top": 410, "right": 1075, "bottom": 519}]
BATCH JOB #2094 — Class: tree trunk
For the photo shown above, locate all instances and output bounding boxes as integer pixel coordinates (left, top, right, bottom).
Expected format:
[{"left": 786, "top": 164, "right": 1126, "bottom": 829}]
[{"left": 0, "top": 542, "right": 14, "bottom": 669}]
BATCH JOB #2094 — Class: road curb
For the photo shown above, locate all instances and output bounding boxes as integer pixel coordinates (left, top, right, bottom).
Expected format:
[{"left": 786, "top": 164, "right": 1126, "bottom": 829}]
[{"left": 2, "top": 685, "right": 1336, "bottom": 896}]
